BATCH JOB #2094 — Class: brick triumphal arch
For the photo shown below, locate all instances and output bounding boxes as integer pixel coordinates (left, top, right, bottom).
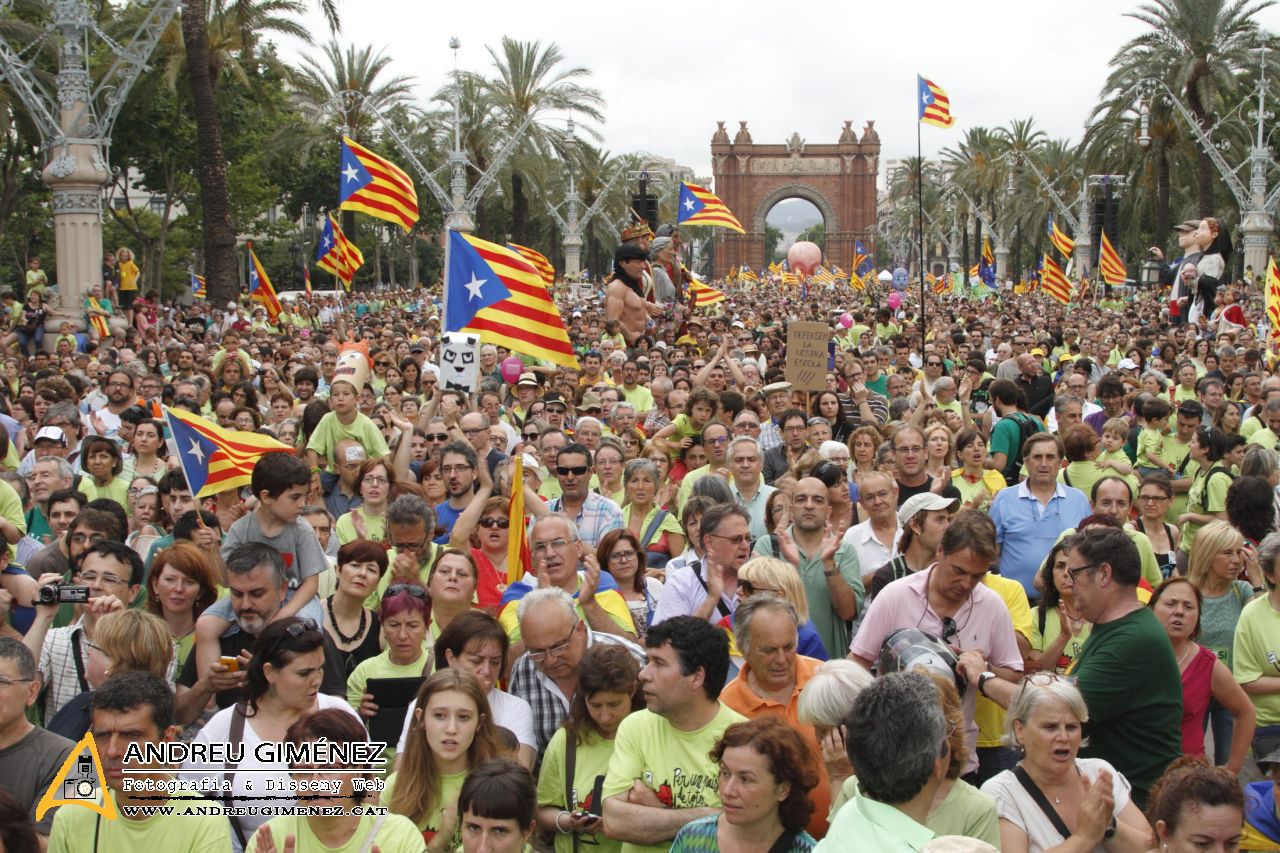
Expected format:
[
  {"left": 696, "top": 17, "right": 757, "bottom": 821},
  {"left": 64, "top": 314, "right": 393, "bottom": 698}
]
[{"left": 708, "top": 120, "right": 880, "bottom": 278}]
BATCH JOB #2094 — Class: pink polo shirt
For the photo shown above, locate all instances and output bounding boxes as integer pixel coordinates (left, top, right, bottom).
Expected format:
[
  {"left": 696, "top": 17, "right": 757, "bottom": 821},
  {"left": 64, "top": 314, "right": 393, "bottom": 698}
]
[{"left": 850, "top": 565, "right": 1024, "bottom": 775}]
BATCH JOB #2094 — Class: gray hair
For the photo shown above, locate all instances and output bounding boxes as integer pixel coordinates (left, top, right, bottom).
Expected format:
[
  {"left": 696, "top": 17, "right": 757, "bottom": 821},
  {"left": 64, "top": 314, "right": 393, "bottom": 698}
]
[
  {"left": 517, "top": 585, "right": 578, "bottom": 624},
  {"left": 225, "top": 542, "right": 286, "bottom": 587},
  {"left": 690, "top": 474, "right": 734, "bottom": 506},
  {"left": 575, "top": 416, "right": 602, "bottom": 432},
  {"left": 728, "top": 436, "right": 761, "bottom": 458},
  {"left": 1242, "top": 445, "right": 1279, "bottom": 480},
  {"left": 34, "top": 455, "right": 75, "bottom": 481},
  {"left": 797, "top": 659, "right": 875, "bottom": 728},
  {"left": 1259, "top": 530, "right": 1280, "bottom": 589},
  {"left": 1003, "top": 678, "right": 1090, "bottom": 749},
  {"left": 732, "top": 594, "right": 798, "bottom": 657},
  {"left": 622, "top": 458, "right": 658, "bottom": 486},
  {"left": 1053, "top": 394, "right": 1083, "bottom": 415},
  {"left": 843, "top": 672, "right": 948, "bottom": 805},
  {"left": 531, "top": 513, "right": 580, "bottom": 544},
  {"left": 0, "top": 636, "right": 35, "bottom": 680},
  {"left": 1141, "top": 370, "right": 1169, "bottom": 391},
  {"left": 648, "top": 236, "right": 674, "bottom": 260},
  {"left": 45, "top": 401, "right": 81, "bottom": 427},
  {"left": 387, "top": 493, "right": 435, "bottom": 531},
  {"left": 613, "top": 401, "right": 636, "bottom": 417}
]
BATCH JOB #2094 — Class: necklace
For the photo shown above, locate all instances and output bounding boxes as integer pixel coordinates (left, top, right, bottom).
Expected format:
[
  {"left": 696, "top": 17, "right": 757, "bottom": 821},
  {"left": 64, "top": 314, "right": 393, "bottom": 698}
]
[
  {"left": 1175, "top": 642, "right": 1196, "bottom": 670},
  {"left": 326, "top": 595, "right": 367, "bottom": 645}
]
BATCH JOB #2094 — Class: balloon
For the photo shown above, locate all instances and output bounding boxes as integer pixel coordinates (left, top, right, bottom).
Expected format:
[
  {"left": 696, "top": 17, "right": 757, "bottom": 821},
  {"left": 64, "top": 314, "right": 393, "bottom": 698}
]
[
  {"left": 839, "top": 312, "right": 853, "bottom": 329},
  {"left": 887, "top": 292, "right": 902, "bottom": 310},
  {"left": 877, "top": 270, "right": 893, "bottom": 284},
  {"left": 892, "top": 267, "right": 909, "bottom": 291},
  {"left": 787, "top": 241, "right": 822, "bottom": 278},
  {"left": 500, "top": 356, "right": 524, "bottom": 385}
]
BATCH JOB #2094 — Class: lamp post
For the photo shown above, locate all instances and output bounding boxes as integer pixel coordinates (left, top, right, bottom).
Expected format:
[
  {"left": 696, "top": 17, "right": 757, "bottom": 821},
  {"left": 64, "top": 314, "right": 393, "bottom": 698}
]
[
  {"left": 0, "top": 0, "right": 180, "bottom": 337},
  {"left": 1134, "top": 48, "right": 1277, "bottom": 279},
  {"left": 542, "top": 116, "right": 624, "bottom": 279}
]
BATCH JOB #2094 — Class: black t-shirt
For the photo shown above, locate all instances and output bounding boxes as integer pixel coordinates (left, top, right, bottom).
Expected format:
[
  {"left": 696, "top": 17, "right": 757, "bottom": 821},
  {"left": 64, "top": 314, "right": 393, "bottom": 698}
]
[
  {"left": 895, "top": 477, "right": 962, "bottom": 508},
  {"left": 177, "top": 627, "right": 348, "bottom": 709}
]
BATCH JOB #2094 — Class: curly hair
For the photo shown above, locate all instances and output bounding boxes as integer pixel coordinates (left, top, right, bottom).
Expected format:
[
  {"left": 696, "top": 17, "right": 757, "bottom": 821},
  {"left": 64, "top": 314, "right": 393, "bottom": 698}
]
[
  {"left": 710, "top": 717, "right": 818, "bottom": 833},
  {"left": 1145, "top": 755, "right": 1242, "bottom": 839}
]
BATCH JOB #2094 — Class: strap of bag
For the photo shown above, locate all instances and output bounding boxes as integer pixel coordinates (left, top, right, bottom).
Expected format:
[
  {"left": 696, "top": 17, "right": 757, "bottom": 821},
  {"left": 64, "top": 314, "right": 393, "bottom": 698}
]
[
  {"left": 1013, "top": 765, "right": 1073, "bottom": 841},
  {"left": 638, "top": 510, "right": 669, "bottom": 549},
  {"left": 690, "top": 560, "right": 730, "bottom": 617},
  {"left": 565, "top": 729, "right": 579, "bottom": 853},
  {"left": 766, "top": 830, "right": 799, "bottom": 853},
  {"left": 223, "top": 702, "right": 249, "bottom": 848},
  {"left": 356, "top": 812, "right": 388, "bottom": 853},
  {"left": 70, "top": 629, "right": 88, "bottom": 693}
]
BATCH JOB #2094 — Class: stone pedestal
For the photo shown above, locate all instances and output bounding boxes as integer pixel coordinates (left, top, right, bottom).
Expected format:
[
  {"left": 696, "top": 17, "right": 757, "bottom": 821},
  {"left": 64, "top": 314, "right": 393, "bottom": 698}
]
[
  {"left": 1240, "top": 208, "right": 1273, "bottom": 287},
  {"left": 563, "top": 232, "right": 582, "bottom": 279},
  {"left": 995, "top": 245, "right": 1010, "bottom": 281},
  {"left": 44, "top": 143, "right": 108, "bottom": 339}
]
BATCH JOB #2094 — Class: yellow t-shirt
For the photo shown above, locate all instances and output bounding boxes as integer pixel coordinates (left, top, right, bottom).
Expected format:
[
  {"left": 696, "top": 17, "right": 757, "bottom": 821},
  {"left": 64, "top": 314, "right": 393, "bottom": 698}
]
[
  {"left": 975, "top": 574, "right": 1031, "bottom": 748},
  {"left": 537, "top": 728, "right": 622, "bottom": 853},
  {"left": 336, "top": 509, "right": 386, "bottom": 545},
  {"left": 119, "top": 259, "right": 140, "bottom": 292},
  {"left": 249, "top": 813, "right": 425, "bottom": 853},
  {"left": 383, "top": 768, "right": 467, "bottom": 840},
  {"left": 498, "top": 577, "right": 636, "bottom": 642}
]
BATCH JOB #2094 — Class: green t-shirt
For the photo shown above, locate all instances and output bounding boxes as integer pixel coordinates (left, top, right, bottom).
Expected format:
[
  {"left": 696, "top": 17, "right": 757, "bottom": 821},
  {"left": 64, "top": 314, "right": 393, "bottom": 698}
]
[
  {"left": 336, "top": 510, "right": 386, "bottom": 546},
  {"left": 307, "top": 411, "right": 390, "bottom": 468},
  {"left": 752, "top": 527, "right": 864, "bottom": 659},
  {"left": 1180, "top": 465, "right": 1232, "bottom": 554},
  {"left": 828, "top": 778, "right": 1000, "bottom": 848},
  {"left": 620, "top": 384, "right": 654, "bottom": 414},
  {"left": 383, "top": 768, "right": 467, "bottom": 840},
  {"left": 249, "top": 813, "right": 425, "bottom": 853},
  {"left": 1249, "top": 428, "right": 1280, "bottom": 452},
  {"left": 49, "top": 788, "right": 230, "bottom": 853},
  {"left": 346, "top": 647, "right": 431, "bottom": 712},
  {"left": 1071, "top": 606, "right": 1182, "bottom": 809},
  {"left": 537, "top": 728, "right": 623, "bottom": 853},
  {"left": 602, "top": 704, "right": 746, "bottom": 853},
  {"left": 1030, "top": 605, "right": 1091, "bottom": 674},
  {"left": 662, "top": 414, "right": 705, "bottom": 460},
  {"left": 1233, "top": 594, "right": 1280, "bottom": 725},
  {"left": 989, "top": 412, "right": 1041, "bottom": 471},
  {"left": 77, "top": 476, "right": 131, "bottom": 516}
]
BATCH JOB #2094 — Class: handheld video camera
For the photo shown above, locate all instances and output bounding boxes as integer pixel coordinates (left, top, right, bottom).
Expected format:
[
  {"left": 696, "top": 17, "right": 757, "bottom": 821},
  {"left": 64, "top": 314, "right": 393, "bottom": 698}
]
[{"left": 37, "top": 584, "right": 90, "bottom": 605}]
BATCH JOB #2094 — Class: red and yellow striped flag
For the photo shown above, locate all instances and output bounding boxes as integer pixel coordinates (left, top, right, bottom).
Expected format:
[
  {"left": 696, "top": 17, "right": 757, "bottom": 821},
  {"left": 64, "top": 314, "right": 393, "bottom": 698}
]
[
  {"left": 508, "top": 243, "right": 555, "bottom": 286},
  {"left": 1041, "top": 254, "right": 1072, "bottom": 305},
  {"left": 506, "top": 455, "right": 530, "bottom": 585},
  {"left": 339, "top": 136, "right": 419, "bottom": 233},
  {"left": 1266, "top": 257, "right": 1280, "bottom": 344},
  {"left": 688, "top": 276, "right": 726, "bottom": 307},
  {"left": 1099, "top": 230, "right": 1127, "bottom": 286}
]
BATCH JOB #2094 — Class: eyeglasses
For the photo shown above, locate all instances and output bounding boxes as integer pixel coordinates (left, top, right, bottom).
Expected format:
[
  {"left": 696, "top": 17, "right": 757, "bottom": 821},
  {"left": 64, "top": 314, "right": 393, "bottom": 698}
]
[
  {"left": 478, "top": 517, "right": 510, "bottom": 529},
  {"left": 610, "top": 549, "right": 639, "bottom": 563},
  {"left": 77, "top": 571, "right": 127, "bottom": 586},
  {"left": 441, "top": 464, "right": 473, "bottom": 474},
  {"left": 384, "top": 584, "right": 427, "bottom": 600},
  {"left": 461, "top": 427, "right": 487, "bottom": 436},
  {"left": 391, "top": 538, "right": 426, "bottom": 552},
  {"left": 283, "top": 618, "right": 319, "bottom": 638},
  {"left": 556, "top": 465, "right": 589, "bottom": 476},
  {"left": 0, "top": 676, "right": 34, "bottom": 687},
  {"left": 532, "top": 537, "right": 573, "bottom": 555},
  {"left": 734, "top": 422, "right": 761, "bottom": 431},
  {"left": 1138, "top": 493, "right": 1170, "bottom": 502},
  {"left": 70, "top": 533, "right": 106, "bottom": 547},
  {"left": 738, "top": 579, "right": 780, "bottom": 597},
  {"left": 941, "top": 616, "right": 959, "bottom": 643},
  {"left": 425, "top": 433, "right": 448, "bottom": 442},
  {"left": 363, "top": 475, "right": 389, "bottom": 486},
  {"left": 706, "top": 435, "right": 730, "bottom": 445},
  {"left": 707, "top": 532, "right": 750, "bottom": 547},
  {"left": 926, "top": 361, "right": 943, "bottom": 367},
  {"left": 894, "top": 445, "right": 924, "bottom": 454},
  {"left": 1065, "top": 563, "right": 1100, "bottom": 583},
  {"left": 526, "top": 622, "right": 579, "bottom": 662}
]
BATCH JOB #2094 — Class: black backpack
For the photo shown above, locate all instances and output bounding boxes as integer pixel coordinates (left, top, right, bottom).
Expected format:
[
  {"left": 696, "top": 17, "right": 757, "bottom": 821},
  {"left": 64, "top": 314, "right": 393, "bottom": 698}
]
[{"left": 1002, "top": 412, "right": 1041, "bottom": 486}]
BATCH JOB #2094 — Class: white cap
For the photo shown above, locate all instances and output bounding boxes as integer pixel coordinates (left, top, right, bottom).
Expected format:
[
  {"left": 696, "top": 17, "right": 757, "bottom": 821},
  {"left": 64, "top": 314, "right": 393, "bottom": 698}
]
[
  {"left": 1116, "top": 357, "right": 1139, "bottom": 370},
  {"left": 898, "top": 492, "right": 959, "bottom": 527},
  {"left": 34, "top": 426, "right": 67, "bottom": 445}
]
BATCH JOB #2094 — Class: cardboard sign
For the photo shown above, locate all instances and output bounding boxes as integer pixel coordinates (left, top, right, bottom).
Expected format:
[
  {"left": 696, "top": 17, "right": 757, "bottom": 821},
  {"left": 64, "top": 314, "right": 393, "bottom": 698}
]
[{"left": 785, "top": 321, "right": 831, "bottom": 391}]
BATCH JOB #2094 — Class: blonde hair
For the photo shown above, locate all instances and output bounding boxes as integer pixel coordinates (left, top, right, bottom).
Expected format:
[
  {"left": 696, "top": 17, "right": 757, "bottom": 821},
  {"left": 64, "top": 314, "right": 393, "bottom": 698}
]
[
  {"left": 1003, "top": 678, "right": 1090, "bottom": 750},
  {"left": 925, "top": 424, "right": 955, "bottom": 466},
  {"left": 738, "top": 556, "right": 810, "bottom": 622},
  {"left": 1187, "top": 519, "right": 1244, "bottom": 590},
  {"left": 1101, "top": 417, "right": 1129, "bottom": 439},
  {"left": 94, "top": 609, "right": 173, "bottom": 679}
]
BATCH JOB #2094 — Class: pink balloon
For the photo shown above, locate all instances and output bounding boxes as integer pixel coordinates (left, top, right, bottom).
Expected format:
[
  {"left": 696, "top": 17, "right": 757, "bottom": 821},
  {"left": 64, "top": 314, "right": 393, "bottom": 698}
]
[
  {"left": 839, "top": 313, "right": 853, "bottom": 329},
  {"left": 787, "top": 241, "right": 822, "bottom": 278},
  {"left": 887, "top": 292, "right": 902, "bottom": 310},
  {"left": 500, "top": 356, "right": 524, "bottom": 384}
]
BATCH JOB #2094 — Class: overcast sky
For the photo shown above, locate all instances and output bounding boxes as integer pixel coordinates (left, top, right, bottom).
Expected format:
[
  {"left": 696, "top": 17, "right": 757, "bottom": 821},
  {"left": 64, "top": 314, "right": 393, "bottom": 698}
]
[{"left": 279, "top": 1, "right": 1280, "bottom": 188}]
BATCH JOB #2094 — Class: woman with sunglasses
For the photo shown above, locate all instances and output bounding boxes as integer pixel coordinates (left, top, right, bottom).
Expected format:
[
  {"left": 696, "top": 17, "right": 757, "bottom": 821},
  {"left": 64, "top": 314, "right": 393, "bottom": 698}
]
[
  {"left": 449, "top": 465, "right": 525, "bottom": 608},
  {"left": 336, "top": 458, "right": 396, "bottom": 546},
  {"left": 324, "top": 540, "right": 387, "bottom": 678},
  {"left": 348, "top": 584, "right": 433, "bottom": 729},
  {"left": 1149, "top": 576, "right": 1255, "bottom": 773},
  {"left": 980, "top": 676, "right": 1151, "bottom": 852},
  {"left": 180, "top": 618, "right": 362, "bottom": 851},
  {"left": 728, "top": 557, "right": 828, "bottom": 660}
]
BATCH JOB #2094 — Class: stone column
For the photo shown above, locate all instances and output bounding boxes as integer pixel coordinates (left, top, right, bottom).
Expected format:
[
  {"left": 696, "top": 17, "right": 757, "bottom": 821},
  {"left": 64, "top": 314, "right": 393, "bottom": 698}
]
[
  {"left": 994, "top": 238, "right": 1010, "bottom": 281},
  {"left": 563, "top": 231, "right": 582, "bottom": 279},
  {"left": 1240, "top": 208, "right": 1272, "bottom": 285}
]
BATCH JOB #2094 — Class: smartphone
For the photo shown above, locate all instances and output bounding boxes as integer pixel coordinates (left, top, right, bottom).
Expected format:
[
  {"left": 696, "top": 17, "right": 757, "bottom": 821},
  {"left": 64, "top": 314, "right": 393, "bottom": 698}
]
[{"left": 218, "top": 656, "right": 239, "bottom": 672}]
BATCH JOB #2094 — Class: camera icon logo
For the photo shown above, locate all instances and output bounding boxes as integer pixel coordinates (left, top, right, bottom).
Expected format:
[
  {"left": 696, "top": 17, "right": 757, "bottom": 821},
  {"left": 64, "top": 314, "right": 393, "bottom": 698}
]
[{"left": 62, "top": 778, "right": 97, "bottom": 799}]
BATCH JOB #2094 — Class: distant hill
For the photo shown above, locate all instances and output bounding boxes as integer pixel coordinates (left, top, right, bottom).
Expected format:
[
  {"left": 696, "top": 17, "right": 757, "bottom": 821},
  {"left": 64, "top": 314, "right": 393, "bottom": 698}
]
[{"left": 766, "top": 198, "right": 823, "bottom": 232}]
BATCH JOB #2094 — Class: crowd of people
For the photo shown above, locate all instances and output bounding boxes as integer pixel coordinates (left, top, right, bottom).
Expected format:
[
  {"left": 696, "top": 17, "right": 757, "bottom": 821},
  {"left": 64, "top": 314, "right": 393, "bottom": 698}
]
[{"left": 0, "top": 217, "right": 1278, "bottom": 853}]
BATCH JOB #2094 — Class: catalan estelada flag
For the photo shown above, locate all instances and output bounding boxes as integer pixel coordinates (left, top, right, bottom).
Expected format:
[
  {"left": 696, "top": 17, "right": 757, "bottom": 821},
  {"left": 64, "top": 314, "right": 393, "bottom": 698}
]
[
  {"left": 677, "top": 182, "right": 744, "bottom": 232},
  {"left": 339, "top": 136, "right": 419, "bottom": 233},
  {"left": 164, "top": 405, "right": 294, "bottom": 497},
  {"left": 1041, "top": 253, "right": 1072, "bottom": 305},
  {"left": 189, "top": 271, "right": 206, "bottom": 300},
  {"left": 508, "top": 243, "right": 556, "bottom": 286},
  {"left": 86, "top": 296, "right": 110, "bottom": 339},
  {"left": 740, "top": 265, "right": 759, "bottom": 283},
  {"left": 917, "top": 75, "right": 955, "bottom": 128},
  {"left": 1047, "top": 214, "right": 1075, "bottom": 259},
  {"left": 445, "top": 231, "right": 578, "bottom": 369},
  {"left": 1266, "top": 258, "right": 1280, "bottom": 344},
  {"left": 688, "top": 276, "right": 726, "bottom": 307},
  {"left": 1099, "top": 230, "right": 1127, "bottom": 285},
  {"left": 247, "top": 242, "right": 282, "bottom": 321},
  {"left": 315, "top": 213, "right": 364, "bottom": 290},
  {"left": 302, "top": 261, "right": 311, "bottom": 296}
]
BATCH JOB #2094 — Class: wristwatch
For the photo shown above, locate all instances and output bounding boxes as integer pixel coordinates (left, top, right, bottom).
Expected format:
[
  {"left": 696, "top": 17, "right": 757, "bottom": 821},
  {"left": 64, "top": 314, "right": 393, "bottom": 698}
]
[
  {"left": 1103, "top": 815, "right": 1118, "bottom": 839},
  {"left": 976, "top": 671, "right": 997, "bottom": 698}
]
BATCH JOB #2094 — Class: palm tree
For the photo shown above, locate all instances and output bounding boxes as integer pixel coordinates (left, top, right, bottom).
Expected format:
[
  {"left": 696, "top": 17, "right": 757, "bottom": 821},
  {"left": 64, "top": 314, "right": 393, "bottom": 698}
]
[
  {"left": 293, "top": 42, "right": 415, "bottom": 143},
  {"left": 1110, "top": 0, "right": 1277, "bottom": 214},
  {"left": 180, "top": 0, "right": 337, "bottom": 304},
  {"left": 483, "top": 37, "right": 603, "bottom": 244}
]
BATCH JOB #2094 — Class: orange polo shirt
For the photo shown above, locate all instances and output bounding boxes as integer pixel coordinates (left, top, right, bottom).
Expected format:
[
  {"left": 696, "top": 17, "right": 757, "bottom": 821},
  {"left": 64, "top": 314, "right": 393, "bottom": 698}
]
[{"left": 719, "top": 654, "right": 831, "bottom": 839}]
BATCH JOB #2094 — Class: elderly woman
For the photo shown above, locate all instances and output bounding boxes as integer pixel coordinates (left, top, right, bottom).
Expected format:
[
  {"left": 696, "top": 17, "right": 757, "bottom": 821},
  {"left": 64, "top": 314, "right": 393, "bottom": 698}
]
[
  {"left": 980, "top": 676, "right": 1151, "bottom": 852},
  {"left": 648, "top": 236, "right": 678, "bottom": 304},
  {"left": 621, "top": 458, "right": 684, "bottom": 567}
]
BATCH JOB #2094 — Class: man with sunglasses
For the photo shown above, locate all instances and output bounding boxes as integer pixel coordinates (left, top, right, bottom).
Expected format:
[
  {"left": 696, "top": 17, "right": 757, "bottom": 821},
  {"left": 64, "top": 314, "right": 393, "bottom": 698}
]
[
  {"left": 851, "top": 510, "right": 1023, "bottom": 780},
  {"left": 545, "top": 444, "right": 622, "bottom": 550},
  {"left": 959, "top": 527, "right": 1181, "bottom": 809}
]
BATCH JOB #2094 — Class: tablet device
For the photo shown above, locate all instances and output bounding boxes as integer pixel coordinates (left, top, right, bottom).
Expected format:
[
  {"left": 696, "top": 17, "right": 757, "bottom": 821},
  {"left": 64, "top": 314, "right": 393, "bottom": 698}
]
[{"left": 365, "top": 676, "right": 427, "bottom": 747}]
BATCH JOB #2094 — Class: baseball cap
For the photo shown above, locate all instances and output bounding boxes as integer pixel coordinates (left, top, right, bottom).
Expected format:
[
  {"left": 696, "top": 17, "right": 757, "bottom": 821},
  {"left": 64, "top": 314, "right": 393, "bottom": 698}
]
[
  {"left": 898, "top": 493, "right": 959, "bottom": 528},
  {"left": 34, "top": 426, "right": 67, "bottom": 445},
  {"left": 1116, "top": 358, "right": 1139, "bottom": 370}
]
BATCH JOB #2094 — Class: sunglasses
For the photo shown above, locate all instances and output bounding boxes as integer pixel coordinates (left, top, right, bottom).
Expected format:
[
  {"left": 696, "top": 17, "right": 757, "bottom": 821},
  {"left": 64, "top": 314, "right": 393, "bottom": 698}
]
[
  {"left": 479, "top": 517, "right": 511, "bottom": 529},
  {"left": 557, "top": 465, "right": 589, "bottom": 476},
  {"left": 384, "top": 583, "right": 427, "bottom": 600},
  {"left": 425, "top": 433, "right": 449, "bottom": 442}
]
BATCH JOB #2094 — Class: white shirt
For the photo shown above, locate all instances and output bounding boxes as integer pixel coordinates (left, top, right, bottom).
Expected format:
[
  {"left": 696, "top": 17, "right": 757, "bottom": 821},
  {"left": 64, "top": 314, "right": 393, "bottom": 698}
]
[{"left": 841, "top": 518, "right": 901, "bottom": 577}]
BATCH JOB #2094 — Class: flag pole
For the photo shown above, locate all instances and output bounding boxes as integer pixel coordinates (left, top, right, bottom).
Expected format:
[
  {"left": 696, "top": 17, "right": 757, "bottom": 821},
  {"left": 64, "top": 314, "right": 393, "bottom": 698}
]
[
  {"left": 442, "top": 228, "right": 452, "bottom": 327},
  {"left": 917, "top": 121, "right": 927, "bottom": 342}
]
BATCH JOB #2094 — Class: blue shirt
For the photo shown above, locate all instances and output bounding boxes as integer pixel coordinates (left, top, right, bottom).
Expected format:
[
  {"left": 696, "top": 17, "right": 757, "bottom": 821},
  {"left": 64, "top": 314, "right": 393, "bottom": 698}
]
[
  {"left": 988, "top": 480, "right": 1091, "bottom": 597},
  {"left": 434, "top": 499, "right": 465, "bottom": 544}
]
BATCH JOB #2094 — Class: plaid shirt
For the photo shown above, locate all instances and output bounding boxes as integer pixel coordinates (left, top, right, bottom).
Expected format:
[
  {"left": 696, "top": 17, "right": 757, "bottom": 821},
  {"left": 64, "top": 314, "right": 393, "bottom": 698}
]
[
  {"left": 38, "top": 617, "right": 90, "bottom": 725},
  {"left": 759, "top": 418, "right": 783, "bottom": 451},
  {"left": 547, "top": 492, "right": 624, "bottom": 550},
  {"left": 509, "top": 629, "right": 645, "bottom": 755}
]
